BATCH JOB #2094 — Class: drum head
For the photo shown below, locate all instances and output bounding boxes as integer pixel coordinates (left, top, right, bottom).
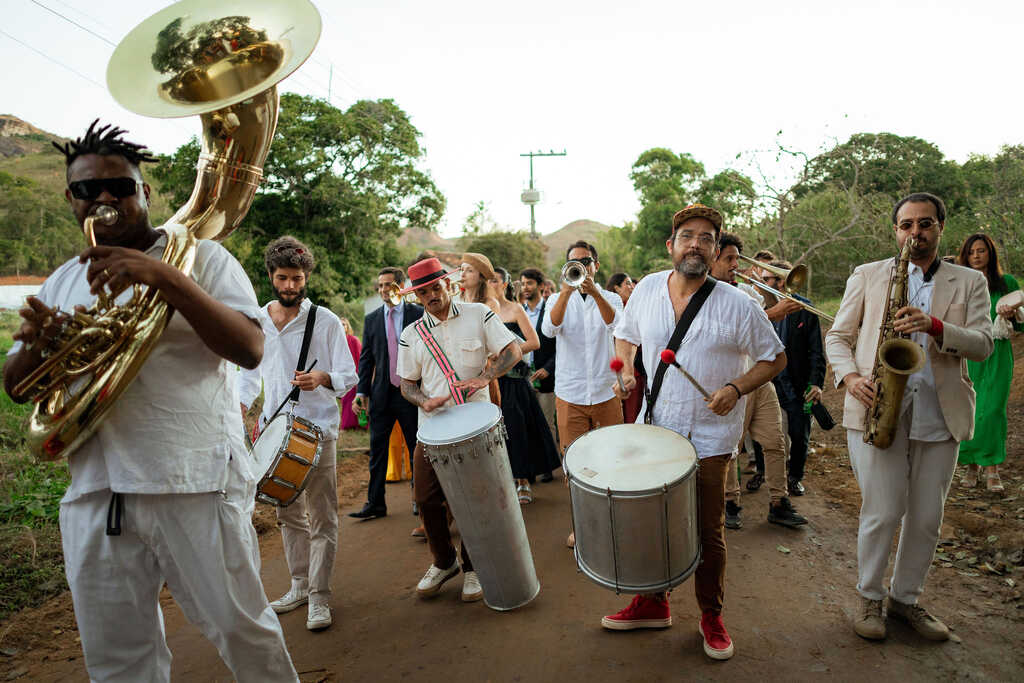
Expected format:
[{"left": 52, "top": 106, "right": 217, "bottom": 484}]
[
  {"left": 418, "top": 402, "right": 501, "bottom": 445},
  {"left": 565, "top": 424, "right": 697, "bottom": 492},
  {"left": 251, "top": 414, "right": 290, "bottom": 472}
]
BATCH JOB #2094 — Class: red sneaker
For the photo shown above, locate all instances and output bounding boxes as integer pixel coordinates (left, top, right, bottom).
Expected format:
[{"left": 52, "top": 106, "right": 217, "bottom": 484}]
[
  {"left": 601, "top": 595, "right": 672, "bottom": 630},
  {"left": 699, "top": 611, "right": 734, "bottom": 660}
]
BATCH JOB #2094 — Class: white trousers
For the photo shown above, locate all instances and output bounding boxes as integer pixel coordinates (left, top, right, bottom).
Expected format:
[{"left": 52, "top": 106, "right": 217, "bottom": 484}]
[
  {"left": 277, "top": 438, "right": 338, "bottom": 597},
  {"left": 60, "top": 458, "right": 297, "bottom": 683},
  {"left": 846, "top": 422, "right": 958, "bottom": 604}
]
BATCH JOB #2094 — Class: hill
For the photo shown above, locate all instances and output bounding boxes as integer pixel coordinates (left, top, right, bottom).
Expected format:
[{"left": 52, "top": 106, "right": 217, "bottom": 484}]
[{"left": 540, "top": 219, "right": 612, "bottom": 267}]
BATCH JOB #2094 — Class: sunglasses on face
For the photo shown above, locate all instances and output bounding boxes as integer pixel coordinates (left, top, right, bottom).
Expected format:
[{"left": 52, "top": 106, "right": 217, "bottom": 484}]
[
  {"left": 574, "top": 256, "right": 595, "bottom": 266},
  {"left": 68, "top": 177, "right": 140, "bottom": 201}
]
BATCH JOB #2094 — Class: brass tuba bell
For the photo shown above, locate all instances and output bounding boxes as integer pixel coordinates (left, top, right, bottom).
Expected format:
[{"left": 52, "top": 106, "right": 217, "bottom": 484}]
[{"left": 15, "top": 0, "right": 321, "bottom": 460}]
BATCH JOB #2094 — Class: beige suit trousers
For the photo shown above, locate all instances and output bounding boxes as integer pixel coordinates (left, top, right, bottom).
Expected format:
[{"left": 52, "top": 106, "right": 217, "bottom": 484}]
[
  {"left": 846, "top": 420, "right": 958, "bottom": 604},
  {"left": 726, "top": 381, "right": 788, "bottom": 504}
]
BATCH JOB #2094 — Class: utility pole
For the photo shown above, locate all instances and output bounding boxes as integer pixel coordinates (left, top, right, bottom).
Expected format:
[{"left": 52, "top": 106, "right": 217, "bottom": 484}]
[{"left": 520, "top": 149, "right": 566, "bottom": 238}]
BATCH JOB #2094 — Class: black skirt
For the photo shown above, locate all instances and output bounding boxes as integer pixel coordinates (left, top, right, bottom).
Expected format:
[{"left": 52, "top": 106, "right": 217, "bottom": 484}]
[{"left": 497, "top": 374, "right": 562, "bottom": 479}]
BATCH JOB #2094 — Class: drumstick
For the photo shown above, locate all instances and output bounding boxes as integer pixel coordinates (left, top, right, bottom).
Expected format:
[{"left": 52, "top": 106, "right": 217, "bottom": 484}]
[
  {"left": 608, "top": 358, "right": 627, "bottom": 392},
  {"left": 267, "top": 359, "right": 318, "bottom": 424},
  {"left": 659, "top": 349, "right": 711, "bottom": 399}
]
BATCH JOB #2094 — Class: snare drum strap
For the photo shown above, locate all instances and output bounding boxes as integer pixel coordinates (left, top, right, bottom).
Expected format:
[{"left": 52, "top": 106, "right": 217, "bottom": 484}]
[
  {"left": 643, "top": 276, "right": 716, "bottom": 425},
  {"left": 286, "top": 304, "right": 319, "bottom": 405},
  {"left": 413, "top": 320, "right": 467, "bottom": 405}
]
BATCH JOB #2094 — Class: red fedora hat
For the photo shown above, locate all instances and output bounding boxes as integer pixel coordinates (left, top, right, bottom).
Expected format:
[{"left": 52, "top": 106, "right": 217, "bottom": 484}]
[{"left": 398, "top": 257, "right": 452, "bottom": 295}]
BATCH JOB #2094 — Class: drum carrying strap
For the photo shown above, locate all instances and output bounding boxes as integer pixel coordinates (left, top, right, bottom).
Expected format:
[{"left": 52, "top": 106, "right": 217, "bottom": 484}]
[
  {"left": 643, "top": 277, "right": 716, "bottom": 425},
  {"left": 414, "top": 319, "right": 466, "bottom": 405},
  {"left": 262, "top": 304, "right": 319, "bottom": 430}
]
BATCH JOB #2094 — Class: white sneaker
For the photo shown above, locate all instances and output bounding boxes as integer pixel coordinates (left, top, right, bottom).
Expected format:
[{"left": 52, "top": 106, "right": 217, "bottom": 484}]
[
  {"left": 416, "top": 560, "right": 460, "bottom": 597},
  {"left": 306, "top": 601, "right": 332, "bottom": 631},
  {"left": 462, "top": 570, "right": 483, "bottom": 602},
  {"left": 270, "top": 586, "right": 308, "bottom": 614}
]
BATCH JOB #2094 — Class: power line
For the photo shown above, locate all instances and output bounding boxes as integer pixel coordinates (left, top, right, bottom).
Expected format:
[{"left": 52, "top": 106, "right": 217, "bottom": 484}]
[
  {"left": 0, "top": 27, "right": 105, "bottom": 89},
  {"left": 28, "top": 0, "right": 116, "bottom": 46}
]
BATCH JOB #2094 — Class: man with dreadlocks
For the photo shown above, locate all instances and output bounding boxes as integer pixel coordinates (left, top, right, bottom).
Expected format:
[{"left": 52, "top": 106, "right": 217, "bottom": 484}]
[{"left": 3, "top": 120, "right": 298, "bottom": 681}]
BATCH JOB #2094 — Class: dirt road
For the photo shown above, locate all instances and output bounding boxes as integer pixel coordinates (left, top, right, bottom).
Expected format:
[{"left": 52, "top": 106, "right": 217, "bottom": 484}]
[{"left": 4, "top": 447, "right": 1021, "bottom": 682}]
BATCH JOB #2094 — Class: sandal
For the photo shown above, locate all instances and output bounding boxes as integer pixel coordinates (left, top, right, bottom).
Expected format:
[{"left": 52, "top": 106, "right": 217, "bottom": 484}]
[
  {"left": 745, "top": 472, "right": 764, "bottom": 492},
  {"left": 566, "top": 531, "right": 575, "bottom": 548},
  {"left": 986, "top": 472, "right": 1005, "bottom": 493},
  {"left": 961, "top": 465, "right": 979, "bottom": 488},
  {"left": 517, "top": 483, "right": 532, "bottom": 504}
]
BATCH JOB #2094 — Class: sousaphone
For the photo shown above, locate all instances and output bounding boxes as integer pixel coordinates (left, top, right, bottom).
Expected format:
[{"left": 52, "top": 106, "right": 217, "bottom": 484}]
[{"left": 15, "top": 0, "right": 321, "bottom": 459}]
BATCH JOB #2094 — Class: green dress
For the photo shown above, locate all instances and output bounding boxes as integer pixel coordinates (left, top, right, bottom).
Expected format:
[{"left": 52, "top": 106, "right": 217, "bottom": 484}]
[{"left": 958, "top": 274, "right": 1021, "bottom": 466}]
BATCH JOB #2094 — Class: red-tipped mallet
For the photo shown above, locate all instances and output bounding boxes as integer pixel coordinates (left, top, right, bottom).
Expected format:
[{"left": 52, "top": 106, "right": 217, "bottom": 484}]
[
  {"left": 609, "top": 357, "right": 627, "bottom": 393},
  {"left": 659, "top": 349, "right": 711, "bottom": 399}
]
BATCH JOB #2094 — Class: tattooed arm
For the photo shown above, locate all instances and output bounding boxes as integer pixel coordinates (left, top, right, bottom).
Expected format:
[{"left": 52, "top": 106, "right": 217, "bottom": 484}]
[
  {"left": 400, "top": 378, "right": 450, "bottom": 413},
  {"left": 454, "top": 341, "right": 522, "bottom": 396}
]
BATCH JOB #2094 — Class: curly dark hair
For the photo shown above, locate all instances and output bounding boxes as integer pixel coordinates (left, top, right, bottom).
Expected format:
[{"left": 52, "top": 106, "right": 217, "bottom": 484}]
[
  {"left": 53, "top": 119, "right": 158, "bottom": 179},
  {"left": 718, "top": 231, "right": 744, "bottom": 255},
  {"left": 265, "top": 236, "right": 315, "bottom": 274}
]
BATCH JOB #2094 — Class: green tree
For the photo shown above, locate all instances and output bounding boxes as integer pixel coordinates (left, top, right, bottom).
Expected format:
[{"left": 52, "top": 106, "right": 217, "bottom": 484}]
[
  {"left": 460, "top": 231, "right": 546, "bottom": 277},
  {"left": 0, "top": 172, "right": 82, "bottom": 276},
  {"left": 151, "top": 94, "right": 445, "bottom": 303}
]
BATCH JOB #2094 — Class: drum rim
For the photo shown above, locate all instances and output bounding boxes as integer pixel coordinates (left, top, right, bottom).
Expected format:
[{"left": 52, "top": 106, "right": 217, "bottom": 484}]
[
  {"left": 418, "top": 402, "right": 502, "bottom": 445},
  {"left": 563, "top": 423, "right": 698, "bottom": 492}
]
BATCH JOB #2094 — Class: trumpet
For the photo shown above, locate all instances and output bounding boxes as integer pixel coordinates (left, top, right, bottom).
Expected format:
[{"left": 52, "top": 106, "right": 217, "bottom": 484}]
[
  {"left": 734, "top": 271, "right": 835, "bottom": 323},
  {"left": 561, "top": 260, "right": 587, "bottom": 288},
  {"left": 737, "top": 254, "right": 808, "bottom": 293}
]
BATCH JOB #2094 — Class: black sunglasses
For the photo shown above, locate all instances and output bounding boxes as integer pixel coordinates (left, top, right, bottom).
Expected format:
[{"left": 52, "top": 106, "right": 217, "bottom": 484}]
[
  {"left": 68, "top": 177, "right": 140, "bottom": 201},
  {"left": 575, "top": 256, "right": 595, "bottom": 266}
]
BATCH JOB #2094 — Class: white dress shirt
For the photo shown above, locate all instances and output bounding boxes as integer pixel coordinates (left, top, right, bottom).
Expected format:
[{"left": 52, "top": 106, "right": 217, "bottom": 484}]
[
  {"left": 901, "top": 262, "right": 952, "bottom": 442},
  {"left": 541, "top": 285, "right": 623, "bottom": 405},
  {"left": 239, "top": 298, "right": 358, "bottom": 440},
  {"left": 614, "top": 271, "right": 785, "bottom": 458},
  {"left": 7, "top": 234, "right": 263, "bottom": 503},
  {"left": 397, "top": 301, "right": 516, "bottom": 424}
]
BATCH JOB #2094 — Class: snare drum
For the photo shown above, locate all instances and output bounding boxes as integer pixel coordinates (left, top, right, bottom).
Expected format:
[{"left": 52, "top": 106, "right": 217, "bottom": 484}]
[
  {"left": 419, "top": 402, "right": 540, "bottom": 611},
  {"left": 565, "top": 423, "right": 699, "bottom": 594},
  {"left": 251, "top": 413, "right": 323, "bottom": 506}
]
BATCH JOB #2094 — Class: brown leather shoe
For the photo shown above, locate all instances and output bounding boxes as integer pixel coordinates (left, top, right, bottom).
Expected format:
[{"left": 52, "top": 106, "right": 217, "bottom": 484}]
[
  {"left": 887, "top": 599, "right": 950, "bottom": 641},
  {"left": 854, "top": 597, "right": 886, "bottom": 640}
]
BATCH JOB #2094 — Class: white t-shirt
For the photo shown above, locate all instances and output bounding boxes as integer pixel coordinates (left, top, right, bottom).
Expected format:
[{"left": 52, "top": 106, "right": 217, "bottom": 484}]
[
  {"left": 8, "top": 231, "right": 262, "bottom": 502},
  {"left": 614, "top": 271, "right": 785, "bottom": 458}
]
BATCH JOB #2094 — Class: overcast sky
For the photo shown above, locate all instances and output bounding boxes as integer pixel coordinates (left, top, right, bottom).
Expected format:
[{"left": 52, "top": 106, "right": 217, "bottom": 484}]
[{"left": 2, "top": 0, "right": 1020, "bottom": 238}]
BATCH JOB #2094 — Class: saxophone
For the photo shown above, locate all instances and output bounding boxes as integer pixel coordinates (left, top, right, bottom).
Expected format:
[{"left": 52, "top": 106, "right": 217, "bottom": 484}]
[
  {"left": 862, "top": 237, "right": 927, "bottom": 448},
  {"left": 14, "top": 0, "right": 322, "bottom": 460}
]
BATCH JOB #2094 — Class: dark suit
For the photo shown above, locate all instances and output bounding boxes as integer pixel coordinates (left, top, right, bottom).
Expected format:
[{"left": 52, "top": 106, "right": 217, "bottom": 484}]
[
  {"left": 525, "top": 297, "right": 556, "bottom": 393},
  {"left": 771, "top": 297, "right": 826, "bottom": 483},
  {"left": 357, "top": 302, "right": 423, "bottom": 510}
]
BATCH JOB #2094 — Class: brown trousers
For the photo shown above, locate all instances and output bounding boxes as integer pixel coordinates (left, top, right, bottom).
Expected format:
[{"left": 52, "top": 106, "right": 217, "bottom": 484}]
[
  {"left": 649, "top": 452, "right": 730, "bottom": 615},
  {"left": 726, "top": 381, "right": 788, "bottom": 504},
  {"left": 555, "top": 396, "right": 624, "bottom": 453},
  {"left": 413, "top": 442, "right": 472, "bottom": 572}
]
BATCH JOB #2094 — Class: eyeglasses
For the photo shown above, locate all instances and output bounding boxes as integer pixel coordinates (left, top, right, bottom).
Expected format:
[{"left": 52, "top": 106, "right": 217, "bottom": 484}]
[
  {"left": 68, "top": 177, "right": 141, "bottom": 201},
  {"left": 676, "top": 231, "right": 717, "bottom": 246},
  {"left": 574, "top": 256, "right": 595, "bottom": 266},
  {"left": 896, "top": 218, "right": 939, "bottom": 231}
]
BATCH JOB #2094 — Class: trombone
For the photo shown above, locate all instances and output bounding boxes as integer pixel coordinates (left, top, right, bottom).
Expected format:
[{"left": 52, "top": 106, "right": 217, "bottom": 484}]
[
  {"left": 734, "top": 271, "right": 835, "bottom": 323},
  {"left": 737, "top": 254, "right": 808, "bottom": 293},
  {"left": 382, "top": 270, "right": 462, "bottom": 306}
]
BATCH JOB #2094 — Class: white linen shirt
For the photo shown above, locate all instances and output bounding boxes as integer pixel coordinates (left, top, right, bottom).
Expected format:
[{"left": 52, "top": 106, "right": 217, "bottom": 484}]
[
  {"left": 7, "top": 232, "right": 263, "bottom": 503},
  {"left": 901, "top": 262, "right": 952, "bottom": 442},
  {"left": 614, "top": 271, "right": 785, "bottom": 459},
  {"left": 541, "top": 285, "right": 623, "bottom": 405},
  {"left": 239, "top": 298, "right": 357, "bottom": 440},
  {"left": 396, "top": 301, "right": 517, "bottom": 424}
]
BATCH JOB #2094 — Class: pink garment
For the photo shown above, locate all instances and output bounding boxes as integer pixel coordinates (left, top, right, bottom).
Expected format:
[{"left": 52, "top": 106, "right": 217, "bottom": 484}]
[{"left": 340, "top": 334, "right": 365, "bottom": 430}]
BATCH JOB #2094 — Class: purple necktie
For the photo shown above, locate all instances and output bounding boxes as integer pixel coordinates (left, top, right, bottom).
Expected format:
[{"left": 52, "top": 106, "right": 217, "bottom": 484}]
[{"left": 386, "top": 307, "right": 400, "bottom": 387}]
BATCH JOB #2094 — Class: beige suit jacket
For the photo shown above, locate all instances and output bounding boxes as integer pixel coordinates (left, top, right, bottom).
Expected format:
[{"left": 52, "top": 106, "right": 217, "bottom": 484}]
[{"left": 825, "top": 258, "right": 993, "bottom": 442}]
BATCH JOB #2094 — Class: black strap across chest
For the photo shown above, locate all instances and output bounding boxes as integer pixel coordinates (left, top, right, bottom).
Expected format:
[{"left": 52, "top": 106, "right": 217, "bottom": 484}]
[
  {"left": 643, "top": 277, "right": 716, "bottom": 425},
  {"left": 286, "top": 304, "right": 318, "bottom": 403}
]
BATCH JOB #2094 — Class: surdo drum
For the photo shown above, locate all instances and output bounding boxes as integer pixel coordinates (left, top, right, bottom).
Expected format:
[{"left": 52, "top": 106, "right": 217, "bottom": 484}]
[
  {"left": 418, "top": 402, "right": 540, "bottom": 611},
  {"left": 250, "top": 413, "right": 323, "bottom": 507},
  {"left": 565, "top": 423, "right": 700, "bottom": 594}
]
